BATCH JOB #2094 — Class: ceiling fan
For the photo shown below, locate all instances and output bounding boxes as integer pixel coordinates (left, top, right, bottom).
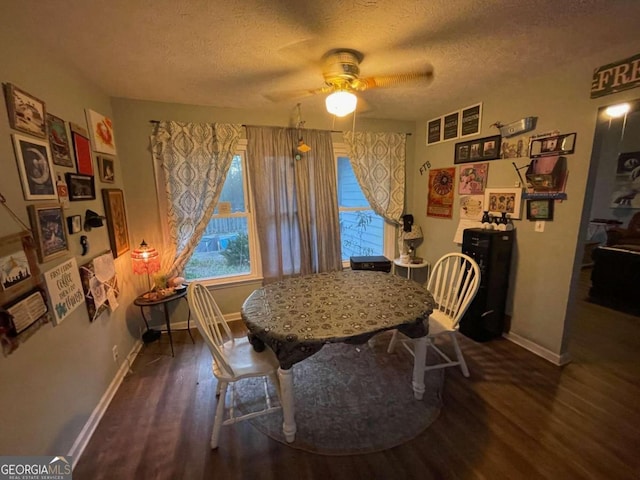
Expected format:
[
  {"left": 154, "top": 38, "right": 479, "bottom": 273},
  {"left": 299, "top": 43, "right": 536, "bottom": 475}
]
[{"left": 265, "top": 48, "right": 434, "bottom": 117}]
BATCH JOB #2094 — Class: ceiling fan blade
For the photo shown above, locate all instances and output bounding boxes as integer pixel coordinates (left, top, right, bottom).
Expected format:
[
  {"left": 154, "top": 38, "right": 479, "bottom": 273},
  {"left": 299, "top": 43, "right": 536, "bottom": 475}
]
[
  {"left": 263, "top": 86, "right": 330, "bottom": 103},
  {"left": 355, "top": 96, "right": 374, "bottom": 115},
  {"left": 355, "top": 68, "right": 434, "bottom": 91}
]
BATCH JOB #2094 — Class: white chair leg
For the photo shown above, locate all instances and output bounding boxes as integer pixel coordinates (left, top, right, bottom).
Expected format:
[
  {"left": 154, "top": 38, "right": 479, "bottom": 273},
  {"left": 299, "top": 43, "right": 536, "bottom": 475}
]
[
  {"left": 387, "top": 330, "right": 399, "bottom": 353},
  {"left": 268, "top": 371, "right": 282, "bottom": 403},
  {"left": 450, "top": 332, "right": 469, "bottom": 377},
  {"left": 211, "top": 381, "right": 228, "bottom": 449}
]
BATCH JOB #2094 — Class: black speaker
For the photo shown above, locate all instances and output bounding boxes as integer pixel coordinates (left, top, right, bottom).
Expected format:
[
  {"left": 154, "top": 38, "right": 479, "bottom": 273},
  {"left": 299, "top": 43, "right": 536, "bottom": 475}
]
[
  {"left": 460, "top": 228, "right": 514, "bottom": 341},
  {"left": 349, "top": 256, "right": 392, "bottom": 273}
]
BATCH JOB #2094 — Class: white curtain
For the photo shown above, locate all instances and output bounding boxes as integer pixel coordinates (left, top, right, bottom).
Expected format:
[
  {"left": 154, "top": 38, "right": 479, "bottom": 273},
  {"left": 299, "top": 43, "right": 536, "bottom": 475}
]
[
  {"left": 150, "top": 121, "right": 242, "bottom": 276},
  {"left": 246, "top": 126, "right": 342, "bottom": 281},
  {"left": 342, "top": 131, "right": 406, "bottom": 224}
]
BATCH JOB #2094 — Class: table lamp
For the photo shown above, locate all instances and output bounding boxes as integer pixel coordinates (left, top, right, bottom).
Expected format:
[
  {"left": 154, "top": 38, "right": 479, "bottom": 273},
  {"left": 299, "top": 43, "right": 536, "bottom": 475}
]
[
  {"left": 131, "top": 240, "right": 160, "bottom": 295},
  {"left": 403, "top": 225, "right": 423, "bottom": 260}
]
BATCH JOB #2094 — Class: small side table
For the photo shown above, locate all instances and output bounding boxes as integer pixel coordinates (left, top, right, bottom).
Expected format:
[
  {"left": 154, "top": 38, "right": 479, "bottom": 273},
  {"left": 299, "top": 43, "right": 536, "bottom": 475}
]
[
  {"left": 393, "top": 258, "right": 430, "bottom": 282},
  {"left": 134, "top": 289, "right": 194, "bottom": 356}
]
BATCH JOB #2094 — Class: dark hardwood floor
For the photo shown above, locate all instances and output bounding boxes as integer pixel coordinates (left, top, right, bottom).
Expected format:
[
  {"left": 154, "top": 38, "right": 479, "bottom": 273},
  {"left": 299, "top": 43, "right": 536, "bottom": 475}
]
[{"left": 74, "top": 269, "right": 640, "bottom": 479}]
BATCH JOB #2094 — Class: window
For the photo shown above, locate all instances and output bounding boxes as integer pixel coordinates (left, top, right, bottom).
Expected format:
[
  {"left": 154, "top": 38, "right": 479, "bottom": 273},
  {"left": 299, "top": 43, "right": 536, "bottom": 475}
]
[
  {"left": 335, "top": 145, "right": 393, "bottom": 263},
  {"left": 185, "top": 141, "right": 260, "bottom": 283}
]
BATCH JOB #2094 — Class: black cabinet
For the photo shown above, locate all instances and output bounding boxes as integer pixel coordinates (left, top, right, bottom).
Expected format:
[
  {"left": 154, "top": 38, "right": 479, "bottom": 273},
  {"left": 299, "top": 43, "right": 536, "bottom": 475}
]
[{"left": 460, "top": 228, "right": 514, "bottom": 341}]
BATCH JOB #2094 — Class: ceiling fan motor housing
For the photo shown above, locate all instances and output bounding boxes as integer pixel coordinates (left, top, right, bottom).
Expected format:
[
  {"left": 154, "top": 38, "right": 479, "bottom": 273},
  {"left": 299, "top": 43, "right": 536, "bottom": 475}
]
[{"left": 323, "top": 50, "right": 362, "bottom": 86}]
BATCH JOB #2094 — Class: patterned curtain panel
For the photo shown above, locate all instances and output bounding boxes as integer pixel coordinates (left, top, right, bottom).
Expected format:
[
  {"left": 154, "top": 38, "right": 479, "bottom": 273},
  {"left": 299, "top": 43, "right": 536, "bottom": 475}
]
[
  {"left": 150, "top": 121, "right": 242, "bottom": 276},
  {"left": 342, "top": 131, "right": 406, "bottom": 224},
  {"left": 247, "top": 126, "right": 342, "bottom": 281}
]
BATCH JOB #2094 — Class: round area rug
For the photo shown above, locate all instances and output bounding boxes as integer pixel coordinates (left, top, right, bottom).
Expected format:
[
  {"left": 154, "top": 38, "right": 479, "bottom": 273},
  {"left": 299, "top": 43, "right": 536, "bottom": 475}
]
[{"left": 235, "top": 333, "right": 444, "bottom": 455}]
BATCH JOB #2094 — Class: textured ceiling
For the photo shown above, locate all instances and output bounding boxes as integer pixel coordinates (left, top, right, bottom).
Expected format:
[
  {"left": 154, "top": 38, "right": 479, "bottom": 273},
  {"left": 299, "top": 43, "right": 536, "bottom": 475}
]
[{"left": 4, "top": 0, "right": 640, "bottom": 120}]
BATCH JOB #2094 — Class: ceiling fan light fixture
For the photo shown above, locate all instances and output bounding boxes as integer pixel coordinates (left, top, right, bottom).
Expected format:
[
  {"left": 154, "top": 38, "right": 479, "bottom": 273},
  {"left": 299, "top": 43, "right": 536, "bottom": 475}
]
[{"left": 325, "top": 91, "right": 358, "bottom": 117}]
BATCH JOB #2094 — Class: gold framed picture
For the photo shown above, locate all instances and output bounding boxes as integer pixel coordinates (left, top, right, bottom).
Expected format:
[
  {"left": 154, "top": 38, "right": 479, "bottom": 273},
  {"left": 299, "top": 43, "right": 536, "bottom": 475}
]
[{"left": 101, "top": 188, "right": 130, "bottom": 258}]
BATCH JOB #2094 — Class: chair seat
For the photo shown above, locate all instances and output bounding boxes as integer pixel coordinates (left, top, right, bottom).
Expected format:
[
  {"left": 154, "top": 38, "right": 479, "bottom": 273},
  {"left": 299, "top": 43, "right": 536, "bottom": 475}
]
[
  {"left": 213, "top": 336, "right": 280, "bottom": 381},
  {"left": 428, "top": 310, "right": 456, "bottom": 336}
]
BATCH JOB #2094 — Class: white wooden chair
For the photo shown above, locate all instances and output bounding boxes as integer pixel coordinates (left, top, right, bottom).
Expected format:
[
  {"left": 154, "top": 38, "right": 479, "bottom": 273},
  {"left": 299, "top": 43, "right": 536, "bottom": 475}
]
[
  {"left": 387, "top": 252, "right": 480, "bottom": 377},
  {"left": 187, "top": 282, "right": 281, "bottom": 449}
]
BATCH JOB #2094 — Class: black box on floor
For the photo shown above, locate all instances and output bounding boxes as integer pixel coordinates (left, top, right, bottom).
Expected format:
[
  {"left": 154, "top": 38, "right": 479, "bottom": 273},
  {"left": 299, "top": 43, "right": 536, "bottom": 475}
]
[{"left": 349, "top": 255, "right": 392, "bottom": 273}]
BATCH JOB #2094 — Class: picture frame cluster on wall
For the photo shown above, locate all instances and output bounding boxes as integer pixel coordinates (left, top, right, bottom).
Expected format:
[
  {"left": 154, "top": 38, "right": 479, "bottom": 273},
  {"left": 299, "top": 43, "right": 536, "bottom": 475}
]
[
  {"left": 455, "top": 134, "right": 502, "bottom": 164},
  {"left": 427, "top": 103, "right": 482, "bottom": 145}
]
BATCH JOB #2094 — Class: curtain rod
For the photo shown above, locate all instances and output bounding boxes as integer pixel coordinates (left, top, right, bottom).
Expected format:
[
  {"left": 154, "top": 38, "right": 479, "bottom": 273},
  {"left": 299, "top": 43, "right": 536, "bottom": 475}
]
[{"left": 148, "top": 120, "right": 412, "bottom": 136}]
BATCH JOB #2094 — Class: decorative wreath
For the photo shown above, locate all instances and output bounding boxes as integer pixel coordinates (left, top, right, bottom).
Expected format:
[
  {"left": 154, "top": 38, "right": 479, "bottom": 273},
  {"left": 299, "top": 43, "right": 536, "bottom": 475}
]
[{"left": 432, "top": 169, "right": 453, "bottom": 196}]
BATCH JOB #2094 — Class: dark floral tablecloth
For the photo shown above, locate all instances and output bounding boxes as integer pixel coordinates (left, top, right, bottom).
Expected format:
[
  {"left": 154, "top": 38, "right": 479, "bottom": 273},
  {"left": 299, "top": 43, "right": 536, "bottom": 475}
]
[{"left": 242, "top": 270, "right": 435, "bottom": 369}]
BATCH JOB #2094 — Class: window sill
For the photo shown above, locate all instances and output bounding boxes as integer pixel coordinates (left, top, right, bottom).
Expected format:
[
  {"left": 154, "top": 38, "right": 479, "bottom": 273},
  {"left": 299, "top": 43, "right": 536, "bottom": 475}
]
[{"left": 190, "top": 274, "right": 264, "bottom": 290}]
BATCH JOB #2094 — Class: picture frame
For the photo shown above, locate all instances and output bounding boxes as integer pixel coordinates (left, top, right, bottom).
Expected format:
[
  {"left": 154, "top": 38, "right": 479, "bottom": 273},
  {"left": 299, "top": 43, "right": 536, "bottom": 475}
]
[
  {"left": 484, "top": 187, "right": 523, "bottom": 219},
  {"left": 526, "top": 199, "right": 554, "bottom": 220},
  {"left": 67, "top": 215, "right": 82, "bottom": 234},
  {"left": 97, "top": 155, "right": 115, "bottom": 183},
  {"left": 85, "top": 109, "right": 117, "bottom": 155},
  {"left": 458, "top": 162, "right": 489, "bottom": 195},
  {"left": 11, "top": 134, "right": 57, "bottom": 200},
  {"left": 459, "top": 103, "right": 482, "bottom": 138},
  {"left": 0, "top": 231, "right": 40, "bottom": 307},
  {"left": 102, "top": 188, "right": 130, "bottom": 258},
  {"left": 455, "top": 135, "right": 502, "bottom": 164},
  {"left": 27, "top": 203, "right": 69, "bottom": 263},
  {"left": 79, "top": 251, "right": 118, "bottom": 321},
  {"left": 529, "top": 132, "right": 577, "bottom": 158},
  {"left": 442, "top": 111, "right": 460, "bottom": 141},
  {"left": 3, "top": 83, "right": 47, "bottom": 138},
  {"left": 426, "top": 117, "right": 442, "bottom": 145},
  {"left": 4, "top": 287, "right": 49, "bottom": 336},
  {"left": 70, "top": 122, "right": 94, "bottom": 176},
  {"left": 46, "top": 113, "right": 74, "bottom": 167},
  {"left": 66, "top": 173, "right": 96, "bottom": 201}
]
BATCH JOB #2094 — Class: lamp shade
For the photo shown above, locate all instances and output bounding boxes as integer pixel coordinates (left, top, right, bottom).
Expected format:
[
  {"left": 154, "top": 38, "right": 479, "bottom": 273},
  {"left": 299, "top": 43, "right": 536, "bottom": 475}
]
[
  {"left": 403, "top": 225, "right": 423, "bottom": 241},
  {"left": 325, "top": 91, "right": 358, "bottom": 117},
  {"left": 131, "top": 240, "right": 161, "bottom": 275}
]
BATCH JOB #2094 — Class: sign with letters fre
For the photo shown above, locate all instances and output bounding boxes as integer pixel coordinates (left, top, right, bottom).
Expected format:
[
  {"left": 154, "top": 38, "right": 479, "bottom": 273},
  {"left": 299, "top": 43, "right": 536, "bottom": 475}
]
[{"left": 590, "top": 52, "right": 640, "bottom": 99}]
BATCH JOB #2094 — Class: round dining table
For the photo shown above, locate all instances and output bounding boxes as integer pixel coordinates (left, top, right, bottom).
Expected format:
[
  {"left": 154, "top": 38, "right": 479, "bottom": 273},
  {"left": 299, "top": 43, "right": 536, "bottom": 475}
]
[{"left": 241, "top": 269, "right": 435, "bottom": 443}]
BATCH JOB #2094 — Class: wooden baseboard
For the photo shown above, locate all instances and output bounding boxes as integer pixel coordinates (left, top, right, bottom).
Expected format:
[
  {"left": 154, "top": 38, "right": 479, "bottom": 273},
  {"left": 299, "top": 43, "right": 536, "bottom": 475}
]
[{"left": 503, "top": 331, "right": 572, "bottom": 366}]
